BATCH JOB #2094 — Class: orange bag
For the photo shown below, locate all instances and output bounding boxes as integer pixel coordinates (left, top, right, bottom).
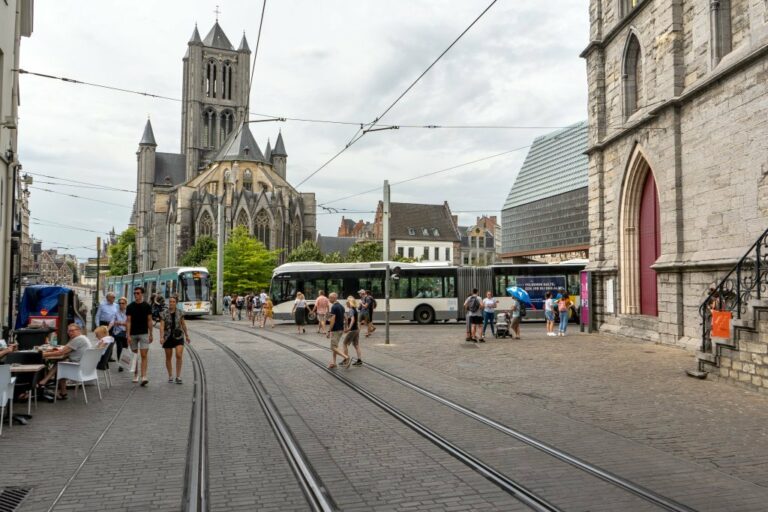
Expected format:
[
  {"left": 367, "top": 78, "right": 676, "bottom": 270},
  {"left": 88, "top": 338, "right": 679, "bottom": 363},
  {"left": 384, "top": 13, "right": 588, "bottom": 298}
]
[{"left": 711, "top": 310, "right": 731, "bottom": 339}]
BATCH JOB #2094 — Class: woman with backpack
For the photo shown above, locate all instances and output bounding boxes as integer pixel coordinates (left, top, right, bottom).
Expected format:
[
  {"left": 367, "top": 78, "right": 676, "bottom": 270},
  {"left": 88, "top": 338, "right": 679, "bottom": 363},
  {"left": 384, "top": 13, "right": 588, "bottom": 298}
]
[
  {"left": 463, "top": 289, "right": 483, "bottom": 342},
  {"left": 557, "top": 293, "right": 573, "bottom": 336}
]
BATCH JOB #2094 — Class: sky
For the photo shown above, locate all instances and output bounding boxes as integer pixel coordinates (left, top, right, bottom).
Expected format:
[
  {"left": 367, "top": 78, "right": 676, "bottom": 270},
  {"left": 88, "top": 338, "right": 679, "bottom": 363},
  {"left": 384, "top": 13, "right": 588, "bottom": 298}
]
[{"left": 18, "top": 0, "right": 589, "bottom": 261}]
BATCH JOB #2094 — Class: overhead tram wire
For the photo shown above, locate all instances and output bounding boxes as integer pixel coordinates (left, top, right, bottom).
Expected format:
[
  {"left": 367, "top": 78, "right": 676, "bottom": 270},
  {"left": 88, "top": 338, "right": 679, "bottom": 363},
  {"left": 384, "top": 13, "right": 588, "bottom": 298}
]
[
  {"left": 31, "top": 218, "right": 112, "bottom": 235},
  {"left": 31, "top": 179, "right": 136, "bottom": 193},
  {"left": 294, "top": 0, "right": 499, "bottom": 189},
  {"left": 28, "top": 186, "right": 132, "bottom": 209},
  {"left": 24, "top": 171, "right": 136, "bottom": 193}
]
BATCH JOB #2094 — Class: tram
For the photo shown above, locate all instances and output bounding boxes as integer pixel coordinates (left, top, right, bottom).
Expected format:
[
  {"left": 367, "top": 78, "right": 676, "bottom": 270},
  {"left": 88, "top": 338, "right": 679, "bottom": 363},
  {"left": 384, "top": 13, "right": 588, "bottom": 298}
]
[
  {"left": 269, "top": 261, "right": 585, "bottom": 324},
  {"left": 105, "top": 266, "right": 212, "bottom": 316}
]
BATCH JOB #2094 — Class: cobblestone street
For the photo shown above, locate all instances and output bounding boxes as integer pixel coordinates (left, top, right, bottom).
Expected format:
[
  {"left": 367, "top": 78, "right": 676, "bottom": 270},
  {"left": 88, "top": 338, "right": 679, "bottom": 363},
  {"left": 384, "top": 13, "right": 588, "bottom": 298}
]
[{"left": 3, "top": 319, "right": 768, "bottom": 511}]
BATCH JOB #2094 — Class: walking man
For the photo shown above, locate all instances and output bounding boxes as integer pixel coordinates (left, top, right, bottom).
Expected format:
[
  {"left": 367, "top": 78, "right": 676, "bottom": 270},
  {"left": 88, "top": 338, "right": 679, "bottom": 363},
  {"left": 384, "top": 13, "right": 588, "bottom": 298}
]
[
  {"left": 343, "top": 295, "right": 363, "bottom": 366},
  {"left": 96, "top": 292, "right": 118, "bottom": 328},
  {"left": 326, "top": 292, "right": 352, "bottom": 369},
  {"left": 358, "top": 289, "right": 376, "bottom": 338},
  {"left": 126, "top": 286, "right": 154, "bottom": 386},
  {"left": 312, "top": 290, "right": 330, "bottom": 334},
  {"left": 464, "top": 289, "right": 483, "bottom": 342}
]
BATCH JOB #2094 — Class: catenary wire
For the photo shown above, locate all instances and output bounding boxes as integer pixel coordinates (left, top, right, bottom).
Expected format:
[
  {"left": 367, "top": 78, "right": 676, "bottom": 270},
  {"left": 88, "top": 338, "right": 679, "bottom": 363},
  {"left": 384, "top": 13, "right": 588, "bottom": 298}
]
[
  {"left": 247, "top": 0, "right": 268, "bottom": 105},
  {"left": 293, "top": 0, "right": 499, "bottom": 189},
  {"left": 28, "top": 186, "right": 132, "bottom": 209},
  {"left": 24, "top": 171, "right": 136, "bottom": 193},
  {"left": 31, "top": 218, "right": 112, "bottom": 235},
  {"left": 31, "top": 179, "right": 136, "bottom": 194}
]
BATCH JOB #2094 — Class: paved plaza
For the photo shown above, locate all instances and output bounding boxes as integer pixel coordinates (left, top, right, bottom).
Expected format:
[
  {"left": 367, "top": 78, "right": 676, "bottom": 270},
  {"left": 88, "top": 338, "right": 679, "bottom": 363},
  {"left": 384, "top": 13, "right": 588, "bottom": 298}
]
[{"left": 2, "top": 319, "right": 768, "bottom": 511}]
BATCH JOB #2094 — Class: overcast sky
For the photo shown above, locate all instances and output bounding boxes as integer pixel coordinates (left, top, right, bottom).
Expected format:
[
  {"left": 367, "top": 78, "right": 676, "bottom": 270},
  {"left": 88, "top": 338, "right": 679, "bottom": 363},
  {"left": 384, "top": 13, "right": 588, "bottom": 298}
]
[{"left": 18, "top": 0, "right": 589, "bottom": 261}]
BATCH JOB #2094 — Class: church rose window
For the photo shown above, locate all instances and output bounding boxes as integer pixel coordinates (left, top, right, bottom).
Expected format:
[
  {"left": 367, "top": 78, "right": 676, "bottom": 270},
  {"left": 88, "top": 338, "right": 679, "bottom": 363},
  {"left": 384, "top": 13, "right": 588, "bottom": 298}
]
[
  {"left": 255, "top": 210, "right": 270, "bottom": 247},
  {"left": 199, "top": 211, "right": 213, "bottom": 237}
]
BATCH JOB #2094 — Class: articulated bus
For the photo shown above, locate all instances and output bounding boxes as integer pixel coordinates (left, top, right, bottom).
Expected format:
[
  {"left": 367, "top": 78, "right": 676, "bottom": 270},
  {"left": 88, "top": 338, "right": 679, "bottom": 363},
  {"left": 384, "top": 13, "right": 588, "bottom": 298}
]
[
  {"left": 105, "top": 267, "right": 212, "bottom": 317},
  {"left": 269, "top": 261, "right": 585, "bottom": 324}
]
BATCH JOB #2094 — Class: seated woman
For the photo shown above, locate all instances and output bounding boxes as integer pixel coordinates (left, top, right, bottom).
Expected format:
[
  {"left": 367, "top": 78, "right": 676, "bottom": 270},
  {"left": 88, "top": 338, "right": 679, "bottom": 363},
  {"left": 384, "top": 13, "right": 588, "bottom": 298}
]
[{"left": 37, "top": 323, "right": 92, "bottom": 399}]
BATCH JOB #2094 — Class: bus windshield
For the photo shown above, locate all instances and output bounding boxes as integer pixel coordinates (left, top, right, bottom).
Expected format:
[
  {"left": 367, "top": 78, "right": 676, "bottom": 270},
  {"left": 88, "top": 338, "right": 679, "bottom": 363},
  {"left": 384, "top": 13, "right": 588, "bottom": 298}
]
[{"left": 180, "top": 271, "right": 210, "bottom": 302}]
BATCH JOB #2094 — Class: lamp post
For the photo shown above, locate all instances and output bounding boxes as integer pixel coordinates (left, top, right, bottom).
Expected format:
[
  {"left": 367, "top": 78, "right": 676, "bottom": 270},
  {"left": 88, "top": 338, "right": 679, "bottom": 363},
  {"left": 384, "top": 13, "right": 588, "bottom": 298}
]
[{"left": 216, "top": 165, "right": 236, "bottom": 315}]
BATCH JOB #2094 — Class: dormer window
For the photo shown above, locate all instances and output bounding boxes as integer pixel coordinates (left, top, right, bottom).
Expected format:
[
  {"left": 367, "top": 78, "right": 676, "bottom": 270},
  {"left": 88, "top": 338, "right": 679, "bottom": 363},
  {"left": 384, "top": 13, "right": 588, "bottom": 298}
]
[
  {"left": 408, "top": 228, "right": 416, "bottom": 236},
  {"left": 432, "top": 228, "right": 440, "bottom": 236},
  {"left": 422, "top": 228, "right": 429, "bottom": 236}
]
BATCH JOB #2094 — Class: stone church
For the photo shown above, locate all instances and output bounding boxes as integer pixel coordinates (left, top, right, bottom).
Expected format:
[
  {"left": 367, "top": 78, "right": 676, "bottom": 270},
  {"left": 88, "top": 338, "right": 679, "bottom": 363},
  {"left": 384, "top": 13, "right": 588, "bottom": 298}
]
[
  {"left": 582, "top": 1, "right": 768, "bottom": 349},
  {"left": 132, "top": 21, "right": 316, "bottom": 270}
]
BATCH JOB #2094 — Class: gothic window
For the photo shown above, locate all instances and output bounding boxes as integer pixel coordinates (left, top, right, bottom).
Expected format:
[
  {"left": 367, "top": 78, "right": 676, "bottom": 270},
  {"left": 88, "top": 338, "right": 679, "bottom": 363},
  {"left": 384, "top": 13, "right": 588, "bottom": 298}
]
[
  {"left": 242, "top": 169, "right": 253, "bottom": 191},
  {"left": 710, "top": 0, "right": 732, "bottom": 66},
  {"left": 199, "top": 211, "right": 213, "bottom": 237},
  {"left": 205, "top": 60, "right": 217, "bottom": 98},
  {"left": 254, "top": 210, "right": 270, "bottom": 247},
  {"left": 620, "top": 0, "right": 641, "bottom": 17},
  {"left": 623, "top": 34, "right": 642, "bottom": 118},
  {"left": 207, "top": 182, "right": 218, "bottom": 195},
  {"left": 220, "top": 110, "right": 234, "bottom": 144},
  {"left": 222, "top": 61, "right": 232, "bottom": 100},
  {"left": 236, "top": 209, "right": 250, "bottom": 230},
  {"left": 203, "top": 108, "right": 217, "bottom": 148}
]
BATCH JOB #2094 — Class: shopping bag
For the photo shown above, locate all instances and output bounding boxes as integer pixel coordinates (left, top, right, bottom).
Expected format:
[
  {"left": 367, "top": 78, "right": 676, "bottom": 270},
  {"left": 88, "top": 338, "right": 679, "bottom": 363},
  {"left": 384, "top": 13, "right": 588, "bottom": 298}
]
[
  {"left": 118, "top": 348, "right": 135, "bottom": 372},
  {"left": 711, "top": 310, "right": 731, "bottom": 339}
]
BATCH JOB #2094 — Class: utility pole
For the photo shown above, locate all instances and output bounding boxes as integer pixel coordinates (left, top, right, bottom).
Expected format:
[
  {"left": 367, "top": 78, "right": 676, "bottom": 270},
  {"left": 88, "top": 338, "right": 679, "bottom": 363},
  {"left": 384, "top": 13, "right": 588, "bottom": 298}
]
[
  {"left": 383, "top": 180, "right": 391, "bottom": 345},
  {"left": 95, "top": 236, "right": 101, "bottom": 332},
  {"left": 216, "top": 191, "right": 225, "bottom": 316},
  {"left": 128, "top": 244, "right": 133, "bottom": 273}
]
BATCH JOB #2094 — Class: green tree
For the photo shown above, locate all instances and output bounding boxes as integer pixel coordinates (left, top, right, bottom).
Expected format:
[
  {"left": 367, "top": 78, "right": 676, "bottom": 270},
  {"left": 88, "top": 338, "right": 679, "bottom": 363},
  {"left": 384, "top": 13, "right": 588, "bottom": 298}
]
[
  {"left": 180, "top": 236, "right": 217, "bottom": 267},
  {"left": 392, "top": 253, "right": 417, "bottom": 263},
  {"left": 109, "top": 227, "right": 137, "bottom": 276},
  {"left": 323, "top": 251, "right": 344, "bottom": 263},
  {"left": 286, "top": 240, "right": 323, "bottom": 262},
  {"left": 218, "top": 226, "right": 279, "bottom": 295},
  {"left": 345, "top": 241, "right": 383, "bottom": 262}
]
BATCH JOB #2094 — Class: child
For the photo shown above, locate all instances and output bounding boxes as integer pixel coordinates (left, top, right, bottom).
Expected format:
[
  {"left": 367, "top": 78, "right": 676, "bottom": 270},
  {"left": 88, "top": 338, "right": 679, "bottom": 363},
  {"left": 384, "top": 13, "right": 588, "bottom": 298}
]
[
  {"left": 544, "top": 292, "right": 555, "bottom": 336},
  {"left": 94, "top": 325, "right": 115, "bottom": 355}
]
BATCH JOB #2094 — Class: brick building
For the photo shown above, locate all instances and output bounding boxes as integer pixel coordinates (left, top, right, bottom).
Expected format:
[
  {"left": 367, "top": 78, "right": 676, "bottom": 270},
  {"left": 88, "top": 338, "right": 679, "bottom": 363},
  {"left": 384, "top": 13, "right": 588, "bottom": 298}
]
[{"left": 582, "top": 0, "right": 768, "bottom": 347}]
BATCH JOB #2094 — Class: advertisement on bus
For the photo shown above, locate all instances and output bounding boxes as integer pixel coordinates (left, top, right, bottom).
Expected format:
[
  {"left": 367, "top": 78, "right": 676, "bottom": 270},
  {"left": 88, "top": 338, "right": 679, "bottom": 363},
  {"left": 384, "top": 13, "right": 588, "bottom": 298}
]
[{"left": 514, "top": 276, "right": 567, "bottom": 311}]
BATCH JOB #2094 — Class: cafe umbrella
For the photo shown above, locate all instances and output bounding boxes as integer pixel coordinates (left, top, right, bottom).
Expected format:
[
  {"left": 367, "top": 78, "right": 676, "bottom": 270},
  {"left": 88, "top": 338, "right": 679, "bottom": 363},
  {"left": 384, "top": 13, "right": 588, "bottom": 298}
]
[{"left": 505, "top": 286, "right": 533, "bottom": 307}]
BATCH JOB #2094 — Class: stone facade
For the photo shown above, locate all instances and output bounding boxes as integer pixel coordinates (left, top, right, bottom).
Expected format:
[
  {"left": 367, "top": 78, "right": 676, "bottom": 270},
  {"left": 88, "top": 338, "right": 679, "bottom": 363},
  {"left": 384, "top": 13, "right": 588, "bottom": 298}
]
[
  {"left": 583, "top": 0, "right": 768, "bottom": 348},
  {"left": 133, "top": 22, "right": 315, "bottom": 269}
]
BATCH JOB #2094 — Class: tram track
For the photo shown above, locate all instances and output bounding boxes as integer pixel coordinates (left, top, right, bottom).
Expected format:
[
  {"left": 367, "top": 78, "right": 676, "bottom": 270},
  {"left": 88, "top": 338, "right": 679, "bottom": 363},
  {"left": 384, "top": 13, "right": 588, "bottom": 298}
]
[
  {"left": 189, "top": 331, "right": 338, "bottom": 512},
  {"left": 183, "top": 344, "right": 209, "bottom": 512},
  {"left": 204, "top": 319, "right": 697, "bottom": 512}
]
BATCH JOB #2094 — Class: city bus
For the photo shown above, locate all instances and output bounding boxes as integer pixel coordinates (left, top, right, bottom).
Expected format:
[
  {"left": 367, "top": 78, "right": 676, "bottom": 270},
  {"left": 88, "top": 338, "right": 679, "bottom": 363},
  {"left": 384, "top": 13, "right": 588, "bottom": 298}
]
[
  {"left": 105, "top": 266, "right": 211, "bottom": 316},
  {"left": 269, "top": 260, "right": 586, "bottom": 324}
]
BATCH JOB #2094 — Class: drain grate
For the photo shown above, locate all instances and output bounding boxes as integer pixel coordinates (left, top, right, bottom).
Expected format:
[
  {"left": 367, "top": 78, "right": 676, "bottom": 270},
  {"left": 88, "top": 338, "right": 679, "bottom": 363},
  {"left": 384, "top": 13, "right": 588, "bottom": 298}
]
[{"left": 0, "top": 487, "right": 30, "bottom": 512}]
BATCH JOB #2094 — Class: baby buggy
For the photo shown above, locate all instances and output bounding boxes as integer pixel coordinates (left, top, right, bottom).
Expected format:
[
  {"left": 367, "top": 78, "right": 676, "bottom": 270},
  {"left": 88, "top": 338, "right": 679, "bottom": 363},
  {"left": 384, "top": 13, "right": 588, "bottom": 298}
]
[{"left": 495, "top": 312, "right": 511, "bottom": 338}]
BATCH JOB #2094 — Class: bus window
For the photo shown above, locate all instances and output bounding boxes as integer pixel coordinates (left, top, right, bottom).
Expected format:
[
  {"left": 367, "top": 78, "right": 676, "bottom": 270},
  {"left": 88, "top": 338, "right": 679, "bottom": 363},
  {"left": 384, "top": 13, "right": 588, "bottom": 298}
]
[
  {"left": 414, "top": 276, "right": 442, "bottom": 298},
  {"left": 325, "top": 279, "right": 343, "bottom": 297},
  {"left": 391, "top": 277, "right": 410, "bottom": 298},
  {"left": 180, "top": 271, "right": 210, "bottom": 301},
  {"left": 444, "top": 276, "right": 456, "bottom": 298},
  {"left": 494, "top": 275, "right": 507, "bottom": 296},
  {"left": 566, "top": 274, "right": 581, "bottom": 296},
  {"left": 359, "top": 277, "right": 383, "bottom": 298},
  {"left": 170, "top": 280, "right": 177, "bottom": 296}
]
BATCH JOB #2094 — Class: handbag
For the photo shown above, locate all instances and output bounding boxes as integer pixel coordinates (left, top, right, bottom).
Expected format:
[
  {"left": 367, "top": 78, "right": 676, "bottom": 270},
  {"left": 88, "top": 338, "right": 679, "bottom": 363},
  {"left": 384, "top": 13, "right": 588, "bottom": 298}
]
[
  {"left": 711, "top": 310, "right": 731, "bottom": 339},
  {"left": 119, "top": 348, "right": 135, "bottom": 372}
]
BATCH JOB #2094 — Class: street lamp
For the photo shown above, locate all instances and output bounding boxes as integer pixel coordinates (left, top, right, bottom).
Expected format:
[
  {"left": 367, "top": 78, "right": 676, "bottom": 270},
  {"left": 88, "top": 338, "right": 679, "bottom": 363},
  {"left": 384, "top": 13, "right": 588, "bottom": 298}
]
[{"left": 215, "top": 164, "right": 236, "bottom": 315}]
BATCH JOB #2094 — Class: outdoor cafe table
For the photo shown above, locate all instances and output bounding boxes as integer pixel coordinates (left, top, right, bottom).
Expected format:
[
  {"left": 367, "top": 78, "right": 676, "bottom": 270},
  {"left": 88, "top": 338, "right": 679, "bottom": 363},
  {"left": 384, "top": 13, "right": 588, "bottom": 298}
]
[{"left": 10, "top": 364, "right": 45, "bottom": 415}]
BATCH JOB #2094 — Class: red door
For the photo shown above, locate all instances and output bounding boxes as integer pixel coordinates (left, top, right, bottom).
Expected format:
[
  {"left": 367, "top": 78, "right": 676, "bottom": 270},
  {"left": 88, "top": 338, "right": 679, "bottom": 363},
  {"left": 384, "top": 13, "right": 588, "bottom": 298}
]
[{"left": 638, "top": 171, "right": 660, "bottom": 316}]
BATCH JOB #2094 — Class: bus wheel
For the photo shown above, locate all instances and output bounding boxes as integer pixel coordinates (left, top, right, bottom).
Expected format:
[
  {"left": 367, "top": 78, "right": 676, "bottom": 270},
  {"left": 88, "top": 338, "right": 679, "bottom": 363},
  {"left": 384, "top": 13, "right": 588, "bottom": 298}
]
[{"left": 415, "top": 305, "right": 435, "bottom": 324}]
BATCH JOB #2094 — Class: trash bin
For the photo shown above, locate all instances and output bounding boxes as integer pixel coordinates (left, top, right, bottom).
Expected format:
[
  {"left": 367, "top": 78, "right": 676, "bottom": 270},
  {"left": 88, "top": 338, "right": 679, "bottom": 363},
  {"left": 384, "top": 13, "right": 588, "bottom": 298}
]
[{"left": 14, "top": 327, "right": 53, "bottom": 350}]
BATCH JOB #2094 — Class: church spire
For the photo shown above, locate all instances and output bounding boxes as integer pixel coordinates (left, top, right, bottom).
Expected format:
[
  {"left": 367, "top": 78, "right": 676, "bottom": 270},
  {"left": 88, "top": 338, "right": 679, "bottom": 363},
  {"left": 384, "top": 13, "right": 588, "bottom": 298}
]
[
  {"left": 140, "top": 118, "right": 157, "bottom": 146},
  {"left": 238, "top": 32, "right": 251, "bottom": 52},
  {"left": 189, "top": 24, "right": 202, "bottom": 44},
  {"left": 202, "top": 21, "right": 234, "bottom": 50},
  {"left": 264, "top": 139, "right": 272, "bottom": 161},
  {"left": 272, "top": 131, "right": 287, "bottom": 156}
]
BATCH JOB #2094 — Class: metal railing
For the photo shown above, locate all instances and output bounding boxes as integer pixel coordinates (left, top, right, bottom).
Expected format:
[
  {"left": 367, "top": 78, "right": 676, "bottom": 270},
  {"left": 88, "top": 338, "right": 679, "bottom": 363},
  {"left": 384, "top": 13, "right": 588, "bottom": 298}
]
[{"left": 699, "top": 227, "right": 768, "bottom": 353}]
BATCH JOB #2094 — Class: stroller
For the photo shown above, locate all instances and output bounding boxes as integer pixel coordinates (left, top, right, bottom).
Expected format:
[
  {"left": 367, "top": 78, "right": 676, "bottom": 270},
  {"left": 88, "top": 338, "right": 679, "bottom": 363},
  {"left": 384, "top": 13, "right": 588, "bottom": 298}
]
[{"left": 495, "top": 312, "right": 511, "bottom": 338}]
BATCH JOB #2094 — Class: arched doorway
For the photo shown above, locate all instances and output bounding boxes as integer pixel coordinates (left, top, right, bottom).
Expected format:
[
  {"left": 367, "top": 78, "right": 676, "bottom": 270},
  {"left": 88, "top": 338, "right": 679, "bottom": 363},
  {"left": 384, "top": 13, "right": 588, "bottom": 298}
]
[
  {"left": 638, "top": 171, "right": 660, "bottom": 315},
  {"left": 619, "top": 147, "right": 660, "bottom": 316}
]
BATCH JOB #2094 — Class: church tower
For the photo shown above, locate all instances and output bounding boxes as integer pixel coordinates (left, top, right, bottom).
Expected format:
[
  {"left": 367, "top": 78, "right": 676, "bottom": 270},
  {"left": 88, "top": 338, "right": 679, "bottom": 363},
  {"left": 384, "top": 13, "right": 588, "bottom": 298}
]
[
  {"left": 181, "top": 22, "right": 251, "bottom": 180},
  {"left": 136, "top": 119, "right": 157, "bottom": 271}
]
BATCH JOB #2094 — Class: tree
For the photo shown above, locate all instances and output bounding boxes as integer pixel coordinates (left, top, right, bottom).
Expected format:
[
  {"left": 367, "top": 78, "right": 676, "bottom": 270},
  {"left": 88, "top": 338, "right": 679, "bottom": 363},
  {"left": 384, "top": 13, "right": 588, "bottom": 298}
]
[
  {"left": 180, "top": 236, "right": 216, "bottom": 267},
  {"left": 286, "top": 240, "right": 323, "bottom": 262},
  {"left": 392, "top": 253, "right": 417, "bottom": 263},
  {"left": 109, "top": 227, "right": 137, "bottom": 276},
  {"left": 218, "top": 226, "right": 279, "bottom": 294},
  {"left": 346, "top": 241, "right": 383, "bottom": 262},
  {"left": 323, "top": 251, "right": 344, "bottom": 263}
]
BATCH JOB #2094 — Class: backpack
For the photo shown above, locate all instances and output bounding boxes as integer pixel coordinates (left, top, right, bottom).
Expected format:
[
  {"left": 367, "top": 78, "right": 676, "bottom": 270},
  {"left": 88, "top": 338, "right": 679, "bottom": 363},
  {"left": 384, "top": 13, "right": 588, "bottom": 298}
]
[
  {"left": 558, "top": 300, "right": 568, "bottom": 313},
  {"left": 236, "top": 297, "right": 244, "bottom": 308},
  {"left": 371, "top": 297, "right": 377, "bottom": 310},
  {"left": 468, "top": 296, "right": 480, "bottom": 313},
  {"left": 254, "top": 296, "right": 261, "bottom": 308}
]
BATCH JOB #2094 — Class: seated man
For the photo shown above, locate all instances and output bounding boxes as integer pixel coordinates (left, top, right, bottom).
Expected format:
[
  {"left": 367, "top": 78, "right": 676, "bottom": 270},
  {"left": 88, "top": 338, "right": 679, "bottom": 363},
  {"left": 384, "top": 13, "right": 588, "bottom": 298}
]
[{"left": 37, "top": 324, "right": 92, "bottom": 399}]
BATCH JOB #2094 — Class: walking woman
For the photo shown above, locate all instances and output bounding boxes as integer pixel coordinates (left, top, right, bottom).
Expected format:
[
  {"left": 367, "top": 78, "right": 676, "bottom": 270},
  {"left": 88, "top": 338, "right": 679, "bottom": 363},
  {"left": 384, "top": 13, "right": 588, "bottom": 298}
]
[
  {"left": 261, "top": 296, "right": 275, "bottom": 328},
  {"left": 159, "top": 296, "right": 190, "bottom": 384},
  {"left": 109, "top": 297, "right": 129, "bottom": 371},
  {"left": 292, "top": 292, "right": 307, "bottom": 334},
  {"left": 557, "top": 293, "right": 573, "bottom": 336},
  {"left": 544, "top": 291, "right": 556, "bottom": 337}
]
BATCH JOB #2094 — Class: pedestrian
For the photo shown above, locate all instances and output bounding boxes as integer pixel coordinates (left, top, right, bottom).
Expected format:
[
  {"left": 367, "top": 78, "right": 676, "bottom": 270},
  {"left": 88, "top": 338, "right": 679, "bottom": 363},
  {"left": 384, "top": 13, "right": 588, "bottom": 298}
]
[
  {"left": 312, "top": 290, "right": 330, "bottom": 334},
  {"left": 251, "top": 293, "right": 262, "bottom": 327},
  {"left": 96, "top": 292, "right": 118, "bottom": 328},
  {"left": 463, "top": 289, "right": 483, "bottom": 342},
  {"left": 151, "top": 295, "right": 166, "bottom": 325},
  {"left": 109, "top": 297, "right": 129, "bottom": 371},
  {"left": 557, "top": 293, "right": 573, "bottom": 336},
  {"left": 159, "top": 296, "right": 190, "bottom": 384},
  {"left": 481, "top": 291, "right": 498, "bottom": 339},
  {"left": 358, "top": 289, "right": 377, "bottom": 338},
  {"left": 261, "top": 296, "right": 275, "bottom": 328},
  {"left": 223, "top": 293, "right": 231, "bottom": 314},
  {"left": 510, "top": 297, "right": 521, "bottom": 339},
  {"left": 230, "top": 294, "right": 238, "bottom": 320},
  {"left": 343, "top": 295, "right": 363, "bottom": 366},
  {"left": 235, "top": 294, "right": 245, "bottom": 320},
  {"left": 126, "top": 286, "right": 154, "bottom": 386},
  {"left": 245, "top": 293, "right": 254, "bottom": 322},
  {"left": 292, "top": 292, "right": 308, "bottom": 334},
  {"left": 544, "top": 291, "right": 556, "bottom": 336},
  {"left": 326, "top": 292, "right": 352, "bottom": 368}
]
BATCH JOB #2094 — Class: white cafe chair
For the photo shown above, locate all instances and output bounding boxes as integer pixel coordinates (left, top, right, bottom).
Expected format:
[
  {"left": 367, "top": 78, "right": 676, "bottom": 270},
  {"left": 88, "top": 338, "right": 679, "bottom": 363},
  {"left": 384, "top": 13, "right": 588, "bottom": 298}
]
[
  {"left": 55, "top": 348, "right": 102, "bottom": 404},
  {"left": 0, "top": 365, "right": 16, "bottom": 435}
]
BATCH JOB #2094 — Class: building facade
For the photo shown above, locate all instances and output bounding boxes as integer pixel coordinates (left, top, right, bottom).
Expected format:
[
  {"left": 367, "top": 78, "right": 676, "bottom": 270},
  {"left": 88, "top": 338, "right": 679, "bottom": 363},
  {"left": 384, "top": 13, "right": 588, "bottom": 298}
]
[
  {"left": 501, "top": 121, "right": 590, "bottom": 263},
  {"left": 460, "top": 216, "right": 500, "bottom": 266},
  {"left": 133, "top": 22, "right": 315, "bottom": 270},
  {"left": 0, "top": 0, "right": 33, "bottom": 334},
  {"left": 582, "top": 0, "right": 768, "bottom": 347}
]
